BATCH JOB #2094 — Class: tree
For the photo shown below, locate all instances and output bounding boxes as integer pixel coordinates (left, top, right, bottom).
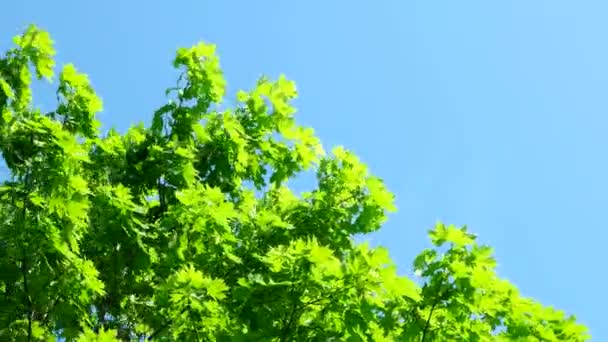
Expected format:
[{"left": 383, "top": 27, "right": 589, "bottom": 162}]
[{"left": 0, "top": 25, "right": 589, "bottom": 341}]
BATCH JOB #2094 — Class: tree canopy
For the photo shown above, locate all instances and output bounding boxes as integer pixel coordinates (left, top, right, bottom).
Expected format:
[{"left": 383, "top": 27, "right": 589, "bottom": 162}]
[{"left": 0, "top": 25, "right": 590, "bottom": 341}]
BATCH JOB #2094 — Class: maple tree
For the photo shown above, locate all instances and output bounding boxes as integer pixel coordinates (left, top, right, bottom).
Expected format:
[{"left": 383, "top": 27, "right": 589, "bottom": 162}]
[{"left": 0, "top": 25, "right": 590, "bottom": 341}]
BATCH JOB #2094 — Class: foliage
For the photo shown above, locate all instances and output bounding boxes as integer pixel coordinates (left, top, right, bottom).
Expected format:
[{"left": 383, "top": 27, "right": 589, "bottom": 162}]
[{"left": 0, "top": 25, "right": 590, "bottom": 341}]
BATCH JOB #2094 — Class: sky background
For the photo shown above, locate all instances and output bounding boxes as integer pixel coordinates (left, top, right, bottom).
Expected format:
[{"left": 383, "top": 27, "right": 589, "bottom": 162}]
[{"left": 2, "top": 1, "right": 606, "bottom": 339}]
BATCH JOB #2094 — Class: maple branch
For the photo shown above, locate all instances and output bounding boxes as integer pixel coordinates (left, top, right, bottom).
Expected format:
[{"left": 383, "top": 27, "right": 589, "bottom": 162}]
[
  {"left": 21, "top": 146, "right": 34, "bottom": 342},
  {"left": 280, "top": 285, "right": 311, "bottom": 342},
  {"left": 420, "top": 292, "right": 441, "bottom": 342},
  {"left": 16, "top": 158, "right": 35, "bottom": 342},
  {"left": 280, "top": 300, "right": 300, "bottom": 342},
  {"left": 157, "top": 177, "right": 166, "bottom": 214},
  {"left": 147, "top": 305, "right": 189, "bottom": 340},
  {"left": 337, "top": 193, "right": 357, "bottom": 208},
  {"left": 20, "top": 250, "right": 33, "bottom": 342}
]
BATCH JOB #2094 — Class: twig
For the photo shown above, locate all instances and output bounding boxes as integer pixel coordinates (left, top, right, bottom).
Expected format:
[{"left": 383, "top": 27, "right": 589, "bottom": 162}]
[
  {"left": 420, "top": 296, "right": 438, "bottom": 342},
  {"left": 420, "top": 284, "right": 453, "bottom": 342},
  {"left": 20, "top": 152, "right": 33, "bottom": 342},
  {"left": 147, "top": 305, "right": 189, "bottom": 340}
]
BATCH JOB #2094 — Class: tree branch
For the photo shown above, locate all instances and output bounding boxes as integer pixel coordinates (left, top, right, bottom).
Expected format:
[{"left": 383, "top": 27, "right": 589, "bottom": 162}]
[
  {"left": 420, "top": 293, "right": 440, "bottom": 342},
  {"left": 280, "top": 300, "right": 300, "bottom": 342},
  {"left": 147, "top": 305, "right": 189, "bottom": 340},
  {"left": 20, "top": 252, "right": 33, "bottom": 342},
  {"left": 21, "top": 162, "right": 33, "bottom": 342}
]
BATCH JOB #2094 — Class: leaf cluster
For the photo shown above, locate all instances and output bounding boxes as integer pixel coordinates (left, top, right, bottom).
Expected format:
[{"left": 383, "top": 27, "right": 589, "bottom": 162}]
[{"left": 0, "top": 26, "right": 590, "bottom": 341}]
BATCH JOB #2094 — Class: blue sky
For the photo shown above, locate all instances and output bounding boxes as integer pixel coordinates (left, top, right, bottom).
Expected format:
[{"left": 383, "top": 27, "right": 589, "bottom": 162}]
[{"left": 2, "top": 1, "right": 606, "bottom": 339}]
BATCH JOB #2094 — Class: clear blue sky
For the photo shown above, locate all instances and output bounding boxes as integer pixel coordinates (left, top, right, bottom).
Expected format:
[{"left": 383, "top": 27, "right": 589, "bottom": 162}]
[{"left": 2, "top": 1, "right": 606, "bottom": 339}]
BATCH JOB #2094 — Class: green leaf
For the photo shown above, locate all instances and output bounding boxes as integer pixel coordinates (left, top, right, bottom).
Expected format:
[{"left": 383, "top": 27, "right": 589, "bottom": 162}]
[
  {"left": 204, "top": 278, "right": 229, "bottom": 301},
  {"left": 0, "top": 78, "right": 14, "bottom": 99}
]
